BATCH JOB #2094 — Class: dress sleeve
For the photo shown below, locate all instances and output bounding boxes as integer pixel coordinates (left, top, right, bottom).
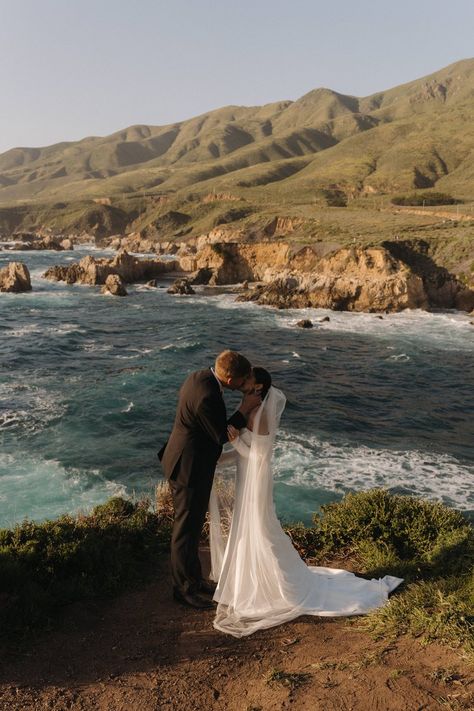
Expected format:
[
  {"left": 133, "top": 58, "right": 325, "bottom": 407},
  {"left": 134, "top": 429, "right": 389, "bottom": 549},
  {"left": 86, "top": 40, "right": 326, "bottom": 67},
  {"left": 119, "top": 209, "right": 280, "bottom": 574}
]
[{"left": 231, "top": 436, "right": 251, "bottom": 458}]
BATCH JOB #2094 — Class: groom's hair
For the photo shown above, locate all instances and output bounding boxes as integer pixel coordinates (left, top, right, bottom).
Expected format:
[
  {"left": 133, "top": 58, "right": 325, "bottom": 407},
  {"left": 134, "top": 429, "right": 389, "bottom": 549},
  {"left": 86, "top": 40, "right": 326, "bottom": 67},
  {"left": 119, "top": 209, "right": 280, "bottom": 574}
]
[{"left": 215, "top": 350, "right": 251, "bottom": 380}]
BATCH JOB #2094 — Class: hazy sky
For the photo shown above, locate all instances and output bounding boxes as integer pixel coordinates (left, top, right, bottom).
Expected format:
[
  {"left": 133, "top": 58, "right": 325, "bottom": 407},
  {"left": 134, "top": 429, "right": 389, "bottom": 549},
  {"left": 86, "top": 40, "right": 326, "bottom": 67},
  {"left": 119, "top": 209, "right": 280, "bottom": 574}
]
[{"left": 1, "top": 0, "right": 473, "bottom": 153}]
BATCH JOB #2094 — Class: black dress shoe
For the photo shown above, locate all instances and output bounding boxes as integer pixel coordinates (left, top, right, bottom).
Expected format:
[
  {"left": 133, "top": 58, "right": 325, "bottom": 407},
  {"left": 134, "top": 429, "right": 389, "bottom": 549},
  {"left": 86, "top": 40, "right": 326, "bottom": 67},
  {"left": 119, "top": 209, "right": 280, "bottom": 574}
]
[
  {"left": 198, "top": 579, "right": 217, "bottom": 595},
  {"left": 173, "top": 589, "right": 215, "bottom": 609}
]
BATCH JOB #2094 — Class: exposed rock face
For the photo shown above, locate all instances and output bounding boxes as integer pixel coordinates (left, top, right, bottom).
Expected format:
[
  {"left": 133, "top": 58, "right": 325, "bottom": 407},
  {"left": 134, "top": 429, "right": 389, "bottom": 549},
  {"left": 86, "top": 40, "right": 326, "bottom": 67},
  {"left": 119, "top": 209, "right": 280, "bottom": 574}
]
[
  {"left": 382, "top": 240, "right": 474, "bottom": 312},
  {"left": 296, "top": 319, "right": 314, "bottom": 328},
  {"left": 43, "top": 250, "right": 179, "bottom": 286},
  {"left": 264, "top": 216, "right": 304, "bottom": 237},
  {"left": 101, "top": 274, "right": 127, "bottom": 296},
  {"left": 108, "top": 233, "right": 157, "bottom": 254},
  {"left": 167, "top": 278, "right": 195, "bottom": 295},
  {"left": 180, "top": 242, "right": 291, "bottom": 285},
  {"left": 0, "top": 262, "right": 32, "bottom": 292},
  {"left": 239, "top": 247, "right": 430, "bottom": 312},
  {"left": 189, "top": 267, "right": 214, "bottom": 285}
]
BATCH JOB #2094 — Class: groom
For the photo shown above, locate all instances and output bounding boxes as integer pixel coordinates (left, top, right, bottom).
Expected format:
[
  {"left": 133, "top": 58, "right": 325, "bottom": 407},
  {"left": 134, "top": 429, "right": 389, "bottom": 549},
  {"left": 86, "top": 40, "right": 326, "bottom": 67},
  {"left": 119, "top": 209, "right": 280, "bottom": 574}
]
[{"left": 159, "top": 350, "right": 260, "bottom": 609}]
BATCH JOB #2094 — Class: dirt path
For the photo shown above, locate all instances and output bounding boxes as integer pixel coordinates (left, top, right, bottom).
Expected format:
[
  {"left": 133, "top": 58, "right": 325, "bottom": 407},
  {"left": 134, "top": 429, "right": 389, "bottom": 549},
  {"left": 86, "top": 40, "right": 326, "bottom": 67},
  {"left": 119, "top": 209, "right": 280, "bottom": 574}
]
[{"left": 1, "top": 555, "right": 473, "bottom": 711}]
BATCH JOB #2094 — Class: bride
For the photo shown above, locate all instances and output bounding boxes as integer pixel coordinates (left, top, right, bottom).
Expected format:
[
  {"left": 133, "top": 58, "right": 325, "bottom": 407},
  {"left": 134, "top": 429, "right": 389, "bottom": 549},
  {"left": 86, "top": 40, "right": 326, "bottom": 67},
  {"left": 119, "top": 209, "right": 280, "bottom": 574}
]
[{"left": 208, "top": 367, "right": 403, "bottom": 638}]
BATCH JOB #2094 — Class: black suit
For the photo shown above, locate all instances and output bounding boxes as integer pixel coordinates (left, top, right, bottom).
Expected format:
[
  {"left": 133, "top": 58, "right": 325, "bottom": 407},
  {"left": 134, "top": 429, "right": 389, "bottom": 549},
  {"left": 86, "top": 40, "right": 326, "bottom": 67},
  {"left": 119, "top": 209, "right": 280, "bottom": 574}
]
[{"left": 159, "top": 368, "right": 246, "bottom": 594}]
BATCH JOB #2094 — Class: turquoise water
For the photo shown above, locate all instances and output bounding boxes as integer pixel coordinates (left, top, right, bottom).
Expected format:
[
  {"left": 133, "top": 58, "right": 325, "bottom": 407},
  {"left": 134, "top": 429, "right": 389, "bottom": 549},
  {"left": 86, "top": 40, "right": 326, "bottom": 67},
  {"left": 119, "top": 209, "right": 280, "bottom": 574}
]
[{"left": 1, "top": 246, "right": 474, "bottom": 527}]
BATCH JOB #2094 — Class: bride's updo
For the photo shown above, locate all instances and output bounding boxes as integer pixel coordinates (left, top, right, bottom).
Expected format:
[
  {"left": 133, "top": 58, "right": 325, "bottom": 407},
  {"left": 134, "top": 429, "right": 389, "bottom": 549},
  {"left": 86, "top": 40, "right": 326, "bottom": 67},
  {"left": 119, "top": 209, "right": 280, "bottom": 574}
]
[{"left": 253, "top": 367, "right": 272, "bottom": 399}]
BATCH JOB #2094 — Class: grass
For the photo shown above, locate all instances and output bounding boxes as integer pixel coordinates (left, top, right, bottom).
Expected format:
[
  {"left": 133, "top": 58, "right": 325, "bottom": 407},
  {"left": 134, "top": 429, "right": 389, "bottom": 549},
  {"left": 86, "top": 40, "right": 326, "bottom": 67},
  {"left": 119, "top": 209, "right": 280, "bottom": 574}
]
[
  {"left": 1, "top": 488, "right": 472, "bottom": 663},
  {"left": 303, "top": 490, "right": 474, "bottom": 660},
  {"left": 0, "top": 497, "right": 171, "bottom": 638}
]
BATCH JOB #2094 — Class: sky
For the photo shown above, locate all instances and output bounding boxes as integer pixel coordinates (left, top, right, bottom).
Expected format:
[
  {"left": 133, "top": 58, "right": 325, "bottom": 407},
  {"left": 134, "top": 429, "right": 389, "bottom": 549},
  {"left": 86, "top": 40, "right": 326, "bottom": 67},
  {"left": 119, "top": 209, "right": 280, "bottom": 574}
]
[{"left": 0, "top": 0, "right": 473, "bottom": 154}]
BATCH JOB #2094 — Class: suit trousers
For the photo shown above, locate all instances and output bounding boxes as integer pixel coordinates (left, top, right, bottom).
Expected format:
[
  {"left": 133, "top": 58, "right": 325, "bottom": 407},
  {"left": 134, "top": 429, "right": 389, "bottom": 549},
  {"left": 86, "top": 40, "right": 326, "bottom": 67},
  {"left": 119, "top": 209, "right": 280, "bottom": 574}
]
[{"left": 169, "top": 474, "right": 214, "bottom": 594}]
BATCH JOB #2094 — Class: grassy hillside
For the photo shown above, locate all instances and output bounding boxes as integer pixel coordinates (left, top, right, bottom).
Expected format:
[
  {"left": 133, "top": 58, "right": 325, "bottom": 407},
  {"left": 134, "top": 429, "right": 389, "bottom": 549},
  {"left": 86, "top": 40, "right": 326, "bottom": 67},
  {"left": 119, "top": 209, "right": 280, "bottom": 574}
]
[{"left": 1, "top": 59, "right": 474, "bottom": 206}]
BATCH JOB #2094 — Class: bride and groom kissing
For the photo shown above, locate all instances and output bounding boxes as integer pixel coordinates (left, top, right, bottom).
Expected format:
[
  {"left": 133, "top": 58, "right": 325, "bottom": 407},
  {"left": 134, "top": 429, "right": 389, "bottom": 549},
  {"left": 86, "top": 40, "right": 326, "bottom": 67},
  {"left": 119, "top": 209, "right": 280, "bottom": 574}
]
[{"left": 159, "top": 350, "right": 402, "bottom": 638}]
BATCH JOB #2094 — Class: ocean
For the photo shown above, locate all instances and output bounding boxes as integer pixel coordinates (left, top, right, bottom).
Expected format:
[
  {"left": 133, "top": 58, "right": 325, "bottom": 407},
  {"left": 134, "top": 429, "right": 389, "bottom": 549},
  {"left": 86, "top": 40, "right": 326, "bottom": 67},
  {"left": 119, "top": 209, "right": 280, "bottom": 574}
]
[{"left": 1, "top": 246, "right": 473, "bottom": 528}]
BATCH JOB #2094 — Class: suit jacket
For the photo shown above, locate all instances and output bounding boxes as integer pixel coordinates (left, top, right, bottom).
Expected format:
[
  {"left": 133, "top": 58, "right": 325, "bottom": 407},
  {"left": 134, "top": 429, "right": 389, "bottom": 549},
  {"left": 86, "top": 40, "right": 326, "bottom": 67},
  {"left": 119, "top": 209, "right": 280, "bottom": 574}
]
[{"left": 158, "top": 368, "right": 246, "bottom": 487}]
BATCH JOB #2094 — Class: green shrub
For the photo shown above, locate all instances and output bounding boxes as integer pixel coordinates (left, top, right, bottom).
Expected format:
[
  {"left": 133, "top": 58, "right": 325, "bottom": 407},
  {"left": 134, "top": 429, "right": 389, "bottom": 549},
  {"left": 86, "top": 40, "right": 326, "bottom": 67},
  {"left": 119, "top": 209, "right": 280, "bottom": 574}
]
[
  {"left": 0, "top": 498, "right": 170, "bottom": 637},
  {"left": 299, "top": 489, "right": 473, "bottom": 658},
  {"left": 391, "top": 192, "right": 461, "bottom": 206},
  {"left": 309, "top": 490, "right": 473, "bottom": 581}
]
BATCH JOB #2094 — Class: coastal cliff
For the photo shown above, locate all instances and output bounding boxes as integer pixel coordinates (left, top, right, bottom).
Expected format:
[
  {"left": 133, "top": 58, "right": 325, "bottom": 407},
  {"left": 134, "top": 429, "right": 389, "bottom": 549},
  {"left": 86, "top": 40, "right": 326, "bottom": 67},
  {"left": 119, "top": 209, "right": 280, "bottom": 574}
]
[{"left": 38, "top": 237, "right": 474, "bottom": 313}]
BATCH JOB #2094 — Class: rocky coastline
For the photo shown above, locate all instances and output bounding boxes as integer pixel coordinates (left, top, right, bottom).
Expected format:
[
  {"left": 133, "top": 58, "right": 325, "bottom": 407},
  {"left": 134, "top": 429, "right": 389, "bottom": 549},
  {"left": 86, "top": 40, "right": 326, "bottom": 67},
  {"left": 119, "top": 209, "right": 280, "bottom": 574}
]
[{"left": 2, "top": 224, "right": 474, "bottom": 312}]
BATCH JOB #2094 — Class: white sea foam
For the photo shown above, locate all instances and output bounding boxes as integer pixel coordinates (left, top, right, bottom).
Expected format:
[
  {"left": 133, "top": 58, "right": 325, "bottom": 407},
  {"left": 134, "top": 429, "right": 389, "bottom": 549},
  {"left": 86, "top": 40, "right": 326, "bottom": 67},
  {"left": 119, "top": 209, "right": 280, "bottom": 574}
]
[
  {"left": 0, "top": 452, "right": 127, "bottom": 527},
  {"left": 7, "top": 323, "right": 43, "bottom": 337},
  {"left": 0, "top": 384, "right": 66, "bottom": 433},
  {"left": 279, "top": 308, "right": 474, "bottom": 352},
  {"left": 82, "top": 342, "right": 113, "bottom": 353},
  {"left": 121, "top": 402, "right": 134, "bottom": 413},
  {"left": 274, "top": 430, "right": 474, "bottom": 511}
]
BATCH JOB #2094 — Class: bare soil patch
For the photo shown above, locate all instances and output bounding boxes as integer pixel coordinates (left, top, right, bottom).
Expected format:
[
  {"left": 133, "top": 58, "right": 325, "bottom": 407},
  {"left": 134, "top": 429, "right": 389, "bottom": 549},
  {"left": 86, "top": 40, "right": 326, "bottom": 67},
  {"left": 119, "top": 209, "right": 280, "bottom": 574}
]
[{"left": 0, "top": 553, "right": 473, "bottom": 711}]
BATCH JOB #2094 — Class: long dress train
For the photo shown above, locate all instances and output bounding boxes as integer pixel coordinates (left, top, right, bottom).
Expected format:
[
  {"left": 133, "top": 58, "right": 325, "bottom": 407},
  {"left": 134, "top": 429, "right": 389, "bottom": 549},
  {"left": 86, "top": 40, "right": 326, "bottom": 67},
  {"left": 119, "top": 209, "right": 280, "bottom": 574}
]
[{"left": 209, "top": 386, "right": 403, "bottom": 638}]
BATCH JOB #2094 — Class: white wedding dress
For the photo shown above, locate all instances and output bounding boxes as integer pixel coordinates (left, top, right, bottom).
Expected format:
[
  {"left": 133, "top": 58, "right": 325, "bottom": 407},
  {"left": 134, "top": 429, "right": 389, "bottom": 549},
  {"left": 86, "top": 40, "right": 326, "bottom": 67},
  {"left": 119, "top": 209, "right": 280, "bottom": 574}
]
[{"left": 209, "top": 386, "right": 403, "bottom": 638}]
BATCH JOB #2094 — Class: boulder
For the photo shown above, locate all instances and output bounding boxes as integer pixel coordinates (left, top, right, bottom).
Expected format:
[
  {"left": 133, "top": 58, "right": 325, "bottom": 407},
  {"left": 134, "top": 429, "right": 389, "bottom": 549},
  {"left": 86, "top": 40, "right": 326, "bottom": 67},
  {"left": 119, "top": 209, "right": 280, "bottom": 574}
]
[
  {"left": 59, "top": 238, "right": 74, "bottom": 250},
  {"left": 167, "top": 278, "right": 195, "bottom": 295},
  {"left": 296, "top": 319, "right": 314, "bottom": 328},
  {"left": 319, "top": 316, "right": 331, "bottom": 322},
  {"left": 101, "top": 274, "right": 127, "bottom": 296},
  {"left": 0, "top": 262, "right": 32, "bottom": 293}
]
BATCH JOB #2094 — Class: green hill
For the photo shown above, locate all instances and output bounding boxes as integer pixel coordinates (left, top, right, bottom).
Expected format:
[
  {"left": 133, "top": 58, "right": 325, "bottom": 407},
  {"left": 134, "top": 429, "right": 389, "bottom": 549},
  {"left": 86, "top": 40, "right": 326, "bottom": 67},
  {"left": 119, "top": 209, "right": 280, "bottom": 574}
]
[{"left": 1, "top": 58, "right": 474, "bottom": 206}]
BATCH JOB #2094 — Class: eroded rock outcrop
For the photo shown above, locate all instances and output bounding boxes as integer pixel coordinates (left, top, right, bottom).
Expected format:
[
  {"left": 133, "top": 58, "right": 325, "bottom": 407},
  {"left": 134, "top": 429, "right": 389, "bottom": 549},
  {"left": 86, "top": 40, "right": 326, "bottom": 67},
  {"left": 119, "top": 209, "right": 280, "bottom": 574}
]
[
  {"left": 264, "top": 216, "right": 305, "bottom": 237},
  {"left": 167, "top": 278, "right": 195, "bottom": 295},
  {"left": 0, "top": 262, "right": 32, "bottom": 293},
  {"left": 101, "top": 274, "right": 127, "bottom": 296},
  {"left": 180, "top": 242, "right": 291, "bottom": 285},
  {"left": 238, "top": 247, "right": 429, "bottom": 312},
  {"left": 43, "top": 249, "right": 179, "bottom": 286}
]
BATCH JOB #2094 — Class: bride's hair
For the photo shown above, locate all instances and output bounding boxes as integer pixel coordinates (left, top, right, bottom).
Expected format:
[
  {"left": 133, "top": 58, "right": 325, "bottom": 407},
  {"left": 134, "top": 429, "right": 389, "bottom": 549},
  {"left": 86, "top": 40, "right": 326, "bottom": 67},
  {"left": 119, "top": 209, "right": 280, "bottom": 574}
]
[{"left": 253, "top": 367, "right": 272, "bottom": 399}]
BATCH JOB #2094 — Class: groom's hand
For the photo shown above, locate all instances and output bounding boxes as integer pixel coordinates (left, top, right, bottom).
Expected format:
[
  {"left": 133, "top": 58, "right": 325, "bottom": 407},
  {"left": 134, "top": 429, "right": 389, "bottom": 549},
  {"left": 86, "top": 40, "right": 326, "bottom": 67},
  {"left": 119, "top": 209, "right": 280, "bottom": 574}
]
[{"left": 238, "top": 391, "right": 261, "bottom": 416}]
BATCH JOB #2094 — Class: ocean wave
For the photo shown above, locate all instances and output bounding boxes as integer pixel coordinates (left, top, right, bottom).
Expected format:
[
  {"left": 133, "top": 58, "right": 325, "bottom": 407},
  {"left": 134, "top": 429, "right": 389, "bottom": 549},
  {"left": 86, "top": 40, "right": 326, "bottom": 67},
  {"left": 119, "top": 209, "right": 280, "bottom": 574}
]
[
  {"left": 278, "top": 308, "right": 474, "bottom": 352},
  {"left": 0, "top": 453, "right": 127, "bottom": 527},
  {"left": 274, "top": 430, "right": 474, "bottom": 511},
  {"left": 0, "top": 383, "right": 66, "bottom": 434}
]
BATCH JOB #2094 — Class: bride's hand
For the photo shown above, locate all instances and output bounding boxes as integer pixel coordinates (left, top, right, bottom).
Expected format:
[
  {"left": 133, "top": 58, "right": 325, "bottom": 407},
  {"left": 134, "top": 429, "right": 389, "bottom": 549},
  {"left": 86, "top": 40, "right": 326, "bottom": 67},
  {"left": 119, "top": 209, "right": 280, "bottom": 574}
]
[{"left": 227, "top": 425, "right": 239, "bottom": 442}]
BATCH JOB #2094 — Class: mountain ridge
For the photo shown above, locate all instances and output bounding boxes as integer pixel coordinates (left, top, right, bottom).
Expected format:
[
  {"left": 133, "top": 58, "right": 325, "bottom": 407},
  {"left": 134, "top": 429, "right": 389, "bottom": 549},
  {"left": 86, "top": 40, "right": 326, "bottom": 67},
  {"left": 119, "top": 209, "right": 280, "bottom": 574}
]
[{"left": 1, "top": 58, "right": 474, "bottom": 204}]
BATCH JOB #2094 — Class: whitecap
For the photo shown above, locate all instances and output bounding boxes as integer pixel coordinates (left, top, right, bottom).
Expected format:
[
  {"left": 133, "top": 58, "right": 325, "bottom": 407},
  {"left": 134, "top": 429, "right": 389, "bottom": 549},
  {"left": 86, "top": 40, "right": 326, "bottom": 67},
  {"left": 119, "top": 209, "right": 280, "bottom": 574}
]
[
  {"left": 277, "top": 308, "right": 474, "bottom": 353},
  {"left": 0, "top": 452, "right": 127, "bottom": 527},
  {"left": 387, "top": 353, "right": 410, "bottom": 362},
  {"left": 274, "top": 430, "right": 474, "bottom": 512}
]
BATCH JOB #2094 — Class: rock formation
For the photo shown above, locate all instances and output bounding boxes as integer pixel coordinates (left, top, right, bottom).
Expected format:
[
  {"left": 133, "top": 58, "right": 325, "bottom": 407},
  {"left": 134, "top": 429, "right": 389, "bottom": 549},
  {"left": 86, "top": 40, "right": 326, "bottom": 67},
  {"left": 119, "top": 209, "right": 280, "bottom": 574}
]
[
  {"left": 101, "top": 274, "right": 127, "bottom": 296},
  {"left": 5, "top": 233, "right": 72, "bottom": 251},
  {"left": 0, "top": 262, "right": 32, "bottom": 293},
  {"left": 180, "top": 242, "right": 291, "bottom": 285},
  {"left": 43, "top": 249, "right": 179, "bottom": 286},
  {"left": 237, "top": 245, "right": 474, "bottom": 313},
  {"left": 167, "top": 278, "right": 195, "bottom": 295},
  {"left": 296, "top": 319, "right": 314, "bottom": 328}
]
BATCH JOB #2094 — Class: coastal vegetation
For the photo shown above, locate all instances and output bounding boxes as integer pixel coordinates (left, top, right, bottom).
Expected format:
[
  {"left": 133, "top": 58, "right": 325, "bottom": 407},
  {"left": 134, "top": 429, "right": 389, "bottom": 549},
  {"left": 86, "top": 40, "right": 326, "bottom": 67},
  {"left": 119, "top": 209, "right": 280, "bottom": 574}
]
[
  {"left": 391, "top": 191, "right": 462, "bottom": 206},
  {"left": 2, "top": 490, "right": 471, "bottom": 661},
  {"left": 0, "top": 497, "right": 170, "bottom": 637}
]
